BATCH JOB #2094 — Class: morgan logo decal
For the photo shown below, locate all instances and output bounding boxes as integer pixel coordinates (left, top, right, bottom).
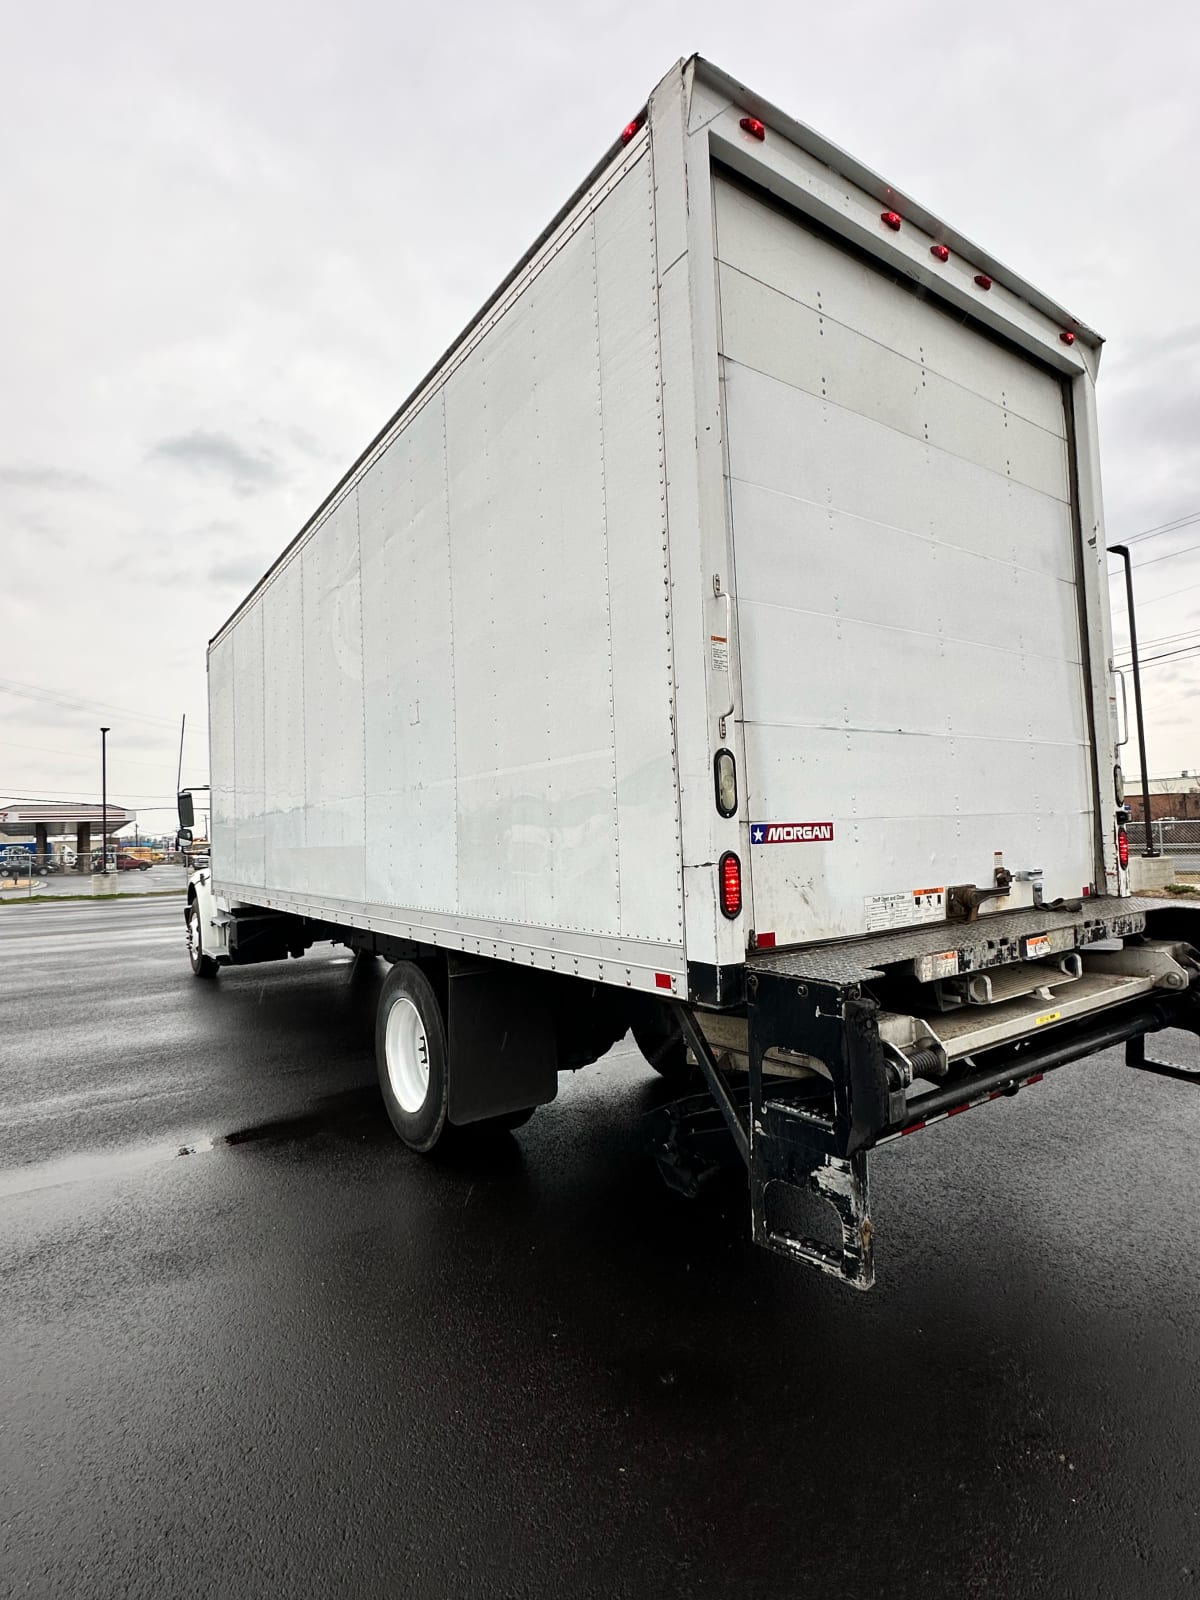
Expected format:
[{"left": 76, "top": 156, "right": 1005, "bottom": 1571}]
[{"left": 751, "top": 822, "right": 834, "bottom": 844}]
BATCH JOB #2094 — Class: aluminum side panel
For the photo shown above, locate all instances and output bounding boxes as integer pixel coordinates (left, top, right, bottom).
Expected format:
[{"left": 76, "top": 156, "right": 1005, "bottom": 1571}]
[
  {"left": 261, "top": 557, "right": 308, "bottom": 890},
  {"left": 446, "top": 218, "right": 619, "bottom": 933},
  {"left": 231, "top": 602, "right": 266, "bottom": 888},
  {"left": 360, "top": 391, "right": 458, "bottom": 912},
  {"left": 300, "top": 494, "right": 366, "bottom": 901},
  {"left": 208, "top": 634, "right": 236, "bottom": 873},
  {"left": 594, "top": 156, "right": 683, "bottom": 944},
  {"left": 210, "top": 146, "right": 685, "bottom": 968}
]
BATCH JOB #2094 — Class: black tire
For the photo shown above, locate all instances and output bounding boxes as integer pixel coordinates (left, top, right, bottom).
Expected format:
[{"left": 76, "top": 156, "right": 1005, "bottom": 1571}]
[
  {"left": 186, "top": 900, "right": 219, "bottom": 979},
  {"left": 376, "top": 962, "right": 451, "bottom": 1152},
  {"left": 631, "top": 1014, "right": 698, "bottom": 1088},
  {"left": 375, "top": 962, "right": 541, "bottom": 1150}
]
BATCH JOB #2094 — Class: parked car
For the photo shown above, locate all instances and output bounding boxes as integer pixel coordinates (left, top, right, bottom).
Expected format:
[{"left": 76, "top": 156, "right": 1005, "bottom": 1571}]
[{"left": 115, "top": 853, "right": 152, "bottom": 872}]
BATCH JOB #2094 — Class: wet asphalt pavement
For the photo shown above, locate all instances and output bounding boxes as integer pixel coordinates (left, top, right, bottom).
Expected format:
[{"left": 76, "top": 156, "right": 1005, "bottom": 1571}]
[{"left": 4, "top": 900, "right": 1200, "bottom": 1598}]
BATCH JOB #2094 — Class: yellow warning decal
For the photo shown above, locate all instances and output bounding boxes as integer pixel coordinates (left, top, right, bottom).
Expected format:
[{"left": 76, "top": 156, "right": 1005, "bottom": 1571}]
[{"left": 1035, "top": 1011, "right": 1061, "bottom": 1026}]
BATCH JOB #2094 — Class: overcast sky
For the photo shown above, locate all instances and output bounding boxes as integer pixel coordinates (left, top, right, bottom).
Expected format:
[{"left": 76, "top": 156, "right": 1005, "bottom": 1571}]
[{"left": 2, "top": 0, "right": 1198, "bottom": 829}]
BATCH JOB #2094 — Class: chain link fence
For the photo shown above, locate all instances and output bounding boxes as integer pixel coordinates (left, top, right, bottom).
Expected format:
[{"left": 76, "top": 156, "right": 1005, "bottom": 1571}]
[{"left": 1126, "top": 818, "right": 1200, "bottom": 856}]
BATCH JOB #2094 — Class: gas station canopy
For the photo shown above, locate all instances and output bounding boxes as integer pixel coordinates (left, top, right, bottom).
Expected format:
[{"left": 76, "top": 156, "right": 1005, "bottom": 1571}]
[{"left": 0, "top": 802, "right": 134, "bottom": 849}]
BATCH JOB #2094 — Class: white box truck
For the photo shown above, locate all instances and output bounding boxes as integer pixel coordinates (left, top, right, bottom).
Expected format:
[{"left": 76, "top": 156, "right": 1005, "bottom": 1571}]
[{"left": 181, "top": 55, "right": 1200, "bottom": 1287}]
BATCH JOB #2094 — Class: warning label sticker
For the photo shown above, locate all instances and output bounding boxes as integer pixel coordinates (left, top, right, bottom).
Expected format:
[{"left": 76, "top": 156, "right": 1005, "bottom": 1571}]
[
  {"left": 750, "top": 822, "right": 835, "bottom": 844},
  {"left": 864, "top": 886, "right": 946, "bottom": 933},
  {"left": 709, "top": 635, "right": 729, "bottom": 673}
]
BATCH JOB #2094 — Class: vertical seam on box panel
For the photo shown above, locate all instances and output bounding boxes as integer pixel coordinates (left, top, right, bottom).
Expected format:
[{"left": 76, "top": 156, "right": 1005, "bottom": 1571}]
[
  {"left": 648, "top": 116, "right": 685, "bottom": 944},
  {"left": 299, "top": 546, "right": 308, "bottom": 851},
  {"left": 259, "top": 598, "right": 266, "bottom": 887},
  {"left": 441, "top": 388, "right": 459, "bottom": 910},
  {"left": 591, "top": 211, "right": 622, "bottom": 930},
  {"left": 532, "top": 283, "right": 550, "bottom": 932},
  {"left": 230, "top": 635, "right": 238, "bottom": 882},
  {"left": 354, "top": 487, "right": 367, "bottom": 902}
]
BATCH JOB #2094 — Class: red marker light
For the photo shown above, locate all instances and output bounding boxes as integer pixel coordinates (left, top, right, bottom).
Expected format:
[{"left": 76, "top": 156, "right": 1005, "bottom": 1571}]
[
  {"left": 739, "top": 116, "right": 766, "bottom": 141},
  {"left": 1060, "top": 330, "right": 1076, "bottom": 346},
  {"left": 621, "top": 117, "right": 642, "bottom": 144},
  {"left": 719, "top": 851, "right": 742, "bottom": 918},
  {"left": 930, "top": 243, "right": 950, "bottom": 262},
  {"left": 974, "top": 273, "right": 993, "bottom": 290},
  {"left": 881, "top": 210, "right": 902, "bottom": 231},
  {"left": 1117, "top": 827, "right": 1130, "bottom": 869}
]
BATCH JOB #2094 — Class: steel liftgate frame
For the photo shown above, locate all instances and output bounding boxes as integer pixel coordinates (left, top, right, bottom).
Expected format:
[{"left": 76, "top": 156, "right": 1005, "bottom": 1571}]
[{"left": 651, "top": 901, "right": 1200, "bottom": 1289}]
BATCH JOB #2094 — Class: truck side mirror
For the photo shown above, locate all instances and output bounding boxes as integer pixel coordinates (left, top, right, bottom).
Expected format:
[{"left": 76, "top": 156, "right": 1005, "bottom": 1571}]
[
  {"left": 177, "top": 828, "right": 193, "bottom": 847},
  {"left": 177, "top": 792, "right": 195, "bottom": 829}
]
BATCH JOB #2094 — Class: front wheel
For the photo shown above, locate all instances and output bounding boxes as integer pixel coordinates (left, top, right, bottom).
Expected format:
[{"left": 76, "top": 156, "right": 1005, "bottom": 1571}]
[{"left": 187, "top": 901, "right": 219, "bottom": 979}]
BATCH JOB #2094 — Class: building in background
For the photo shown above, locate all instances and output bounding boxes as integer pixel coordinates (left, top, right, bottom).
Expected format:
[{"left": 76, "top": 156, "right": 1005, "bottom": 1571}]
[
  {"left": 0, "top": 801, "right": 135, "bottom": 868},
  {"left": 1124, "top": 774, "right": 1200, "bottom": 821}
]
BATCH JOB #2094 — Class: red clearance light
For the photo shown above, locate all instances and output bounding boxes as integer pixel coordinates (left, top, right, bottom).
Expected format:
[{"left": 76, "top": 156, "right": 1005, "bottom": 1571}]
[
  {"left": 1060, "top": 330, "right": 1077, "bottom": 346},
  {"left": 719, "top": 851, "right": 742, "bottom": 918},
  {"left": 930, "top": 243, "right": 950, "bottom": 262},
  {"left": 974, "top": 273, "right": 993, "bottom": 290},
  {"left": 881, "top": 210, "right": 902, "bottom": 231},
  {"left": 621, "top": 118, "right": 642, "bottom": 144},
  {"left": 739, "top": 116, "right": 766, "bottom": 141},
  {"left": 1118, "top": 827, "right": 1130, "bottom": 869}
]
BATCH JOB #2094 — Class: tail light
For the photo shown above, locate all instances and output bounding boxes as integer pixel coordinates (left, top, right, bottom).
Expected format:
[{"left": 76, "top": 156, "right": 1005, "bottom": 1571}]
[
  {"left": 1118, "top": 827, "right": 1130, "bottom": 869},
  {"left": 719, "top": 852, "right": 742, "bottom": 918}
]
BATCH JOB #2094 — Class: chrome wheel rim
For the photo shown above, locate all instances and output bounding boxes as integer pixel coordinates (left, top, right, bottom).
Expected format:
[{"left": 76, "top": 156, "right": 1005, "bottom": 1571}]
[
  {"left": 187, "top": 907, "right": 201, "bottom": 965},
  {"left": 384, "top": 997, "right": 431, "bottom": 1114}
]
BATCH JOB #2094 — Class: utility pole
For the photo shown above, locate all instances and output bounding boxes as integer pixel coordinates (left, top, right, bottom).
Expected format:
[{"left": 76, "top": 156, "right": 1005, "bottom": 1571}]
[{"left": 100, "top": 727, "right": 110, "bottom": 874}]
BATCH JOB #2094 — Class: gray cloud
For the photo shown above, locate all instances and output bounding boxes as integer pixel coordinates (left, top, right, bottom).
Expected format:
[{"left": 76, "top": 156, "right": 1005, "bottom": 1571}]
[
  {"left": 0, "top": 465, "right": 99, "bottom": 492},
  {"left": 207, "top": 554, "right": 267, "bottom": 589},
  {"left": 148, "top": 430, "right": 282, "bottom": 495}
]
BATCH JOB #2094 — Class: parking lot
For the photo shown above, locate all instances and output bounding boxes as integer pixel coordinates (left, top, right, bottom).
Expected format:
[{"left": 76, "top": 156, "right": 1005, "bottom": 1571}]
[
  {"left": 5, "top": 897, "right": 1200, "bottom": 1597},
  {"left": 0, "top": 865, "right": 189, "bottom": 902}
]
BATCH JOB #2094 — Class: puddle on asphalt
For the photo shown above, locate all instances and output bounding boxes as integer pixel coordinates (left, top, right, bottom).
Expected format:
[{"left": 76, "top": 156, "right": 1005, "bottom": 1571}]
[
  {"left": 0, "top": 1087, "right": 385, "bottom": 1199},
  {"left": 0, "top": 1143, "right": 177, "bottom": 1200},
  {"left": 222, "top": 1086, "right": 381, "bottom": 1146}
]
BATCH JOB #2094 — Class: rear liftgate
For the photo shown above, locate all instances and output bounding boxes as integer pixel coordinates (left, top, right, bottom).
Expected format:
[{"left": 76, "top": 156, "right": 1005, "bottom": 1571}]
[{"left": 649, "top": 899, "right": 1200, "bottom": 1288}]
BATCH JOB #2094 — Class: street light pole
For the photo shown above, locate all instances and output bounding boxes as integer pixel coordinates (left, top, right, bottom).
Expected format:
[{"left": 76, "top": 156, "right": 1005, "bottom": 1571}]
[
  {"left": 100, "top": 726, "right": 110, "bottom": 874},
  {"left": 1108, "top": 546, "right": 1157, "bottom": 857}
]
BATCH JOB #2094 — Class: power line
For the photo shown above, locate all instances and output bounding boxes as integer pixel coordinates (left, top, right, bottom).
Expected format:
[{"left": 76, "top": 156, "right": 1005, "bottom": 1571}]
[
  {"left": 1129, "top": 539, "right": 1200, "bottom": 571},
  {"left": 1114, "top": 626, "right": 1200, "bottom": 661},
  {"left": 0, "top": 676, "right": 181, "bottom": 730},
  {"left": 1120, "top": 509, "right": 1200, "bottom": 547},
  {"left": 1137, "top": 646, "right": 1200, "bottom": 669},
  {"left": 0, "top": 737, "right": 176, "bottom": 770}
]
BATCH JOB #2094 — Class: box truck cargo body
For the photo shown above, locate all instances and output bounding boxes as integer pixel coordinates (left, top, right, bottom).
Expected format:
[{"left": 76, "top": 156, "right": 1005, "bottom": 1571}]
[{"left": 183, "top": 56, "right": 1200, "bottom": 1288}]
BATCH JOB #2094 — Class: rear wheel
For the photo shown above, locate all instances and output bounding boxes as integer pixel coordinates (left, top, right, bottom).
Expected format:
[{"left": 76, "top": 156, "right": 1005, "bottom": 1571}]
[
  {"left": 186, "top": 901, "right": 219, "bottom": 979},
  {"left": 376, "top": 962, "right": 451, "bottom": 1151},
  {"left": 375, "top": 961, "right": 538, "bottom": 1150},
  {"left": 632, "top": 1012, "right": 698, "bottom": 1088}
]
